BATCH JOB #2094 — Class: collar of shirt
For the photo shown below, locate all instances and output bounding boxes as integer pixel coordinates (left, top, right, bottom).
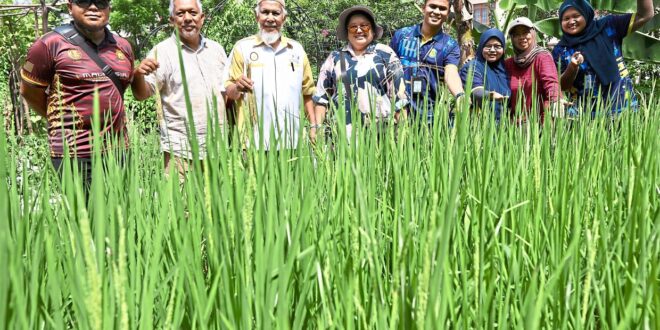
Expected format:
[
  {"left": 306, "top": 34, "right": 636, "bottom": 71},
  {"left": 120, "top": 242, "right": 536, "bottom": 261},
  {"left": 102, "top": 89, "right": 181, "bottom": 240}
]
[
  {"left": 341, "top": 43, "right": 377, "bottom": 57},
  {"left": 413, "top": 24, "right": 445, "bottom": 44},
  {"left": 169, "top": 33, "right": 208, "bottom": 53},
  {"left": 70, "top": 21, "right": 117, "bottom": 47}
]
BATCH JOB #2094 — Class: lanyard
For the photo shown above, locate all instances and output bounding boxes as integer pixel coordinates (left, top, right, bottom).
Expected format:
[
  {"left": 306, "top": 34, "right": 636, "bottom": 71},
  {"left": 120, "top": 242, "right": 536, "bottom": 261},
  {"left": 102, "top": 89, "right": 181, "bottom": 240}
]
[{"left": 414, "top": 36, "right": 437, "bottom": 76}]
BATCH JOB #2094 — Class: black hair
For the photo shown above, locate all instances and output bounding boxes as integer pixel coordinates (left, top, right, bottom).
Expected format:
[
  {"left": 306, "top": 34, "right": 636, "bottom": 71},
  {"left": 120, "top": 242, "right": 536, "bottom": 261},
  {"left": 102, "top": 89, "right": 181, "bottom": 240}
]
[{"left": 424, "top": 0, "right": 450, "bottom": 6}]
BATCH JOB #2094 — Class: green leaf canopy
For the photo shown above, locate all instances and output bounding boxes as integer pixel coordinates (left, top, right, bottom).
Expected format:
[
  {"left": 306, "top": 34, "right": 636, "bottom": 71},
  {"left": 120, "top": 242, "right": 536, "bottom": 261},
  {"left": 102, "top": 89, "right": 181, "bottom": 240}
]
[
  {"left": 500, "top": 0, "right": 639, "bottom": 12},
  {"left": 499, "top": 0, "right": 660, "bottom": 63}
]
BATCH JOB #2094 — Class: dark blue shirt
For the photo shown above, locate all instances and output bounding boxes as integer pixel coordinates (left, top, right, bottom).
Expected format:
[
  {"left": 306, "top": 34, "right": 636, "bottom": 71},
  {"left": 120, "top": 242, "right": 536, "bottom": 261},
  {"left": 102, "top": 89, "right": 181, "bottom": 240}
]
[
  {"left": 391, "top": 24, "right": 460, "bottom": 122},
  {"left": 552, "top": 14, "right": 637, "bottom": 114}
]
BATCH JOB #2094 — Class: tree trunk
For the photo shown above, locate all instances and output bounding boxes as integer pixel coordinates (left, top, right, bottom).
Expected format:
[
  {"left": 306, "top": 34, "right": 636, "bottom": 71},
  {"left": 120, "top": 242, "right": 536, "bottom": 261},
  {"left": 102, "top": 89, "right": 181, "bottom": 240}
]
[
  {"left": 452, "top": 0, "right": 475, "bottom": 66},
  {"left": 5, "top": 18, "right": 27, "bottom": 137},
  {"left": 9, "top": 67, "right": 24, "bottom": 136},
  {"left": 40, "top": 0, "right": 48, "bottom": 35}
]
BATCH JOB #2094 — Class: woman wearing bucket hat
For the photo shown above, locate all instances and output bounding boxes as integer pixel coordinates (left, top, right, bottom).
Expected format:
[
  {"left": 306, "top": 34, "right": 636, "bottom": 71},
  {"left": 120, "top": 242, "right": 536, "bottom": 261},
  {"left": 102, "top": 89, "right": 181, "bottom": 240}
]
[
  {"left": 311, "top": 6, "right": 408, "bottom": 141},
  {"left": 552, "top": 0, "right": 655, "bottom": 116},
  {"left": 504, "top": 17, "right": 561, "bottom": 124},
  {"left": 460, "top": 28, "right": 511, "bottom": 123}
]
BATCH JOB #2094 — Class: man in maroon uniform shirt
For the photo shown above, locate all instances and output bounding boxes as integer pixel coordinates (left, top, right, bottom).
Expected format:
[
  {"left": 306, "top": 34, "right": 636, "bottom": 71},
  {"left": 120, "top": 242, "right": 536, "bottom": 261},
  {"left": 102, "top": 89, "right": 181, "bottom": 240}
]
[{"left": 20, "top": 0, "right": 135, "bottom": 187}]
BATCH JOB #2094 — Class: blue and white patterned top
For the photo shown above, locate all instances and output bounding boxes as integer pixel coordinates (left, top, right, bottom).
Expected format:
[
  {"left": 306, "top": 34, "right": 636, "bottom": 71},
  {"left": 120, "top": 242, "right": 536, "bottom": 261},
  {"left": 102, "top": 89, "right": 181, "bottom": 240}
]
[
  {"left": 552, "top": 14, "right": 638, "bottom": 114},
  {"left": 390, "top": 24, "right": 460, "bottom": 122},
  {"left": 313, "top": 43, "right": 408, "bottom": 126}
]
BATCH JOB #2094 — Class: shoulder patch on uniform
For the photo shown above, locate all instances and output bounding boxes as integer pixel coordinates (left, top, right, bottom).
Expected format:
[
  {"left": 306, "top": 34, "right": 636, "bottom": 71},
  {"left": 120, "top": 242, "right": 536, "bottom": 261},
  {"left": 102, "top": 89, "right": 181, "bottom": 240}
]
[{"left": 23, "top": 61, "right": 34, "bottom": 73}]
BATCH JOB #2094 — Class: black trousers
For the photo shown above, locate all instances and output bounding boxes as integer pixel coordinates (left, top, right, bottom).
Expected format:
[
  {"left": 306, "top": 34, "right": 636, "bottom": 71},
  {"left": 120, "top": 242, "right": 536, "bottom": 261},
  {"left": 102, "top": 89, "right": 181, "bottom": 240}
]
[
  {"left": 51, "top": 157, "right": 94, "bottom": 189},
  {"left": 51, "top": 153, "right": 129, "bottom": 193}
]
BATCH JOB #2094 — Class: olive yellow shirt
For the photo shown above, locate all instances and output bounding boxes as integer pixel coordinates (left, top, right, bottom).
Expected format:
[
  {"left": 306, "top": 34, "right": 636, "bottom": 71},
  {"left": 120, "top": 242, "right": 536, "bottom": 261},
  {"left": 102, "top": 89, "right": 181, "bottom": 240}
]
[{"left": 222, "top": 35, "right": 315, "bottom": 150}]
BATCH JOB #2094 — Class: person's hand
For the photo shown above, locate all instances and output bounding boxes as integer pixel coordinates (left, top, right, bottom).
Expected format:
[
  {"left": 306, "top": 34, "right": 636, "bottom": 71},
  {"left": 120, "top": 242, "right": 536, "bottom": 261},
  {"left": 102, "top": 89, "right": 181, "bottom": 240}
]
[
  {"left": 227, "top": 75, "right": 254, "bottom": 100},
  {"left": 570, "top": 52, "right": 584, "bottom": 67},
  {"left": 455, "top": 93, "right": 470, "bottom": 110},
  {"left": 134, "top": 58, "right": 159, "bottom": 76},
  {"left": 309, "top": 126, "right": 317, "bottom": 144},
  {"left": 489, "top": 91, "right": 506, "bottom": 101},
  {"left": 235, "top": 75, "right": 254, "bottom": 93},
  {"left": 309, "top": 124, "right": 323, "bottom": 145},
  {"left": 394, "top": 108, "right": 408, "bottom": 124},
  {"left": 551, "top": 100, "right": 570, "bottom": 119}
]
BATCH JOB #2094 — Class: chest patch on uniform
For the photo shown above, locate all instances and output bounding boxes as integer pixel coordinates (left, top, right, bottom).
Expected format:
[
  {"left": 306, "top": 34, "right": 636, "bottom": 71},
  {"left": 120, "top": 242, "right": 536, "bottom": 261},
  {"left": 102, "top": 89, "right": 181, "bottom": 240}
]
[
  {"left": 67, "top": 49, "right": 82, "bottom": 61},
  {"left": 427, "top": 48, "right": 437, "bottom": 59},
  {"left": 249, "top": 52, "right": 259, "bottom": 61},
  {"left": 115, "top": 50, "right": 126, "bottom": 61}
]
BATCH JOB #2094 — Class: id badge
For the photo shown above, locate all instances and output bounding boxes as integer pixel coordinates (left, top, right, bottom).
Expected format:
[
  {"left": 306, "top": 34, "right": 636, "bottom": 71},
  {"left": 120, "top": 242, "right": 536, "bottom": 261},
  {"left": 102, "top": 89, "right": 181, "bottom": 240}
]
[{"left": 412, "top": 77, "right": 423, "bottom": 94}]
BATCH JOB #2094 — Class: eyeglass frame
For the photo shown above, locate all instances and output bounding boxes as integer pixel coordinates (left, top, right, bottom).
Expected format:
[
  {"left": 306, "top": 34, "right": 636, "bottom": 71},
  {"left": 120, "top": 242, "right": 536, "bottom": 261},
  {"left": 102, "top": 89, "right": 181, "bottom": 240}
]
[
  {"left": 483, "top": 44, "right": 504, "bottom": 51},
  {"left": 347, "top": 24, "right": 372, "bottom": 34}
]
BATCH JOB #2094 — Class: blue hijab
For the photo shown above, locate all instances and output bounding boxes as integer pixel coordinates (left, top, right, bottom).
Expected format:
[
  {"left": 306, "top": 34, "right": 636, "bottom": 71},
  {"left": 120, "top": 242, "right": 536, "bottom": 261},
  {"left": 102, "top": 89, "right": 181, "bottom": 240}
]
[
  {"left": 557, "top": 0, "right": 620, "bottom": 86},
  {"left": 460, "top": 28, "right": 510, "bottom": 98}
]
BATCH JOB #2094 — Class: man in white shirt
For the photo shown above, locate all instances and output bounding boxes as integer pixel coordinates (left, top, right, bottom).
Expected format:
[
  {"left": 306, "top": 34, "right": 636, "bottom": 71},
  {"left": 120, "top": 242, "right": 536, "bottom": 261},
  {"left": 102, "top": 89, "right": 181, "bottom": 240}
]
[
  {"left": 223, "top": 0, "right": 315, "bottom": 150},
  {"left": 133, "top": 0, "right": 227, "bottom": 177}
]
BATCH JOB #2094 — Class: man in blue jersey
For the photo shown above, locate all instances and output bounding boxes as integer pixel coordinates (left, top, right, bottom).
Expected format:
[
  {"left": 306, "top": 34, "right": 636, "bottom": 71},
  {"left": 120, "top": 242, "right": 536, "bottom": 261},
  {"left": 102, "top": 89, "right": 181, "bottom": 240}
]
[{"left": 390, "top": 0, "right": 466, "bottom": 124}]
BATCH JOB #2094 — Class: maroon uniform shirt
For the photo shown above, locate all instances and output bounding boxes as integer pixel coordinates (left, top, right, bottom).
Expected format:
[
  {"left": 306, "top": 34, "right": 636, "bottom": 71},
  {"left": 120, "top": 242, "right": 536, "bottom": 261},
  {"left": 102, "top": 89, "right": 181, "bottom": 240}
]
[{"left": 21, "top": 26, "right": 134, "bottom": 158}]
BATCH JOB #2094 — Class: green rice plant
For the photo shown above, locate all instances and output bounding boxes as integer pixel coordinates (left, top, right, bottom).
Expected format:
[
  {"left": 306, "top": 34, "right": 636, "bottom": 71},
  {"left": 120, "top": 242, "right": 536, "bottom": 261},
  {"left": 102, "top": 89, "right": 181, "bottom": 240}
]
[{"left": 1, "top": 66, "right": 658, "bottom": 329}]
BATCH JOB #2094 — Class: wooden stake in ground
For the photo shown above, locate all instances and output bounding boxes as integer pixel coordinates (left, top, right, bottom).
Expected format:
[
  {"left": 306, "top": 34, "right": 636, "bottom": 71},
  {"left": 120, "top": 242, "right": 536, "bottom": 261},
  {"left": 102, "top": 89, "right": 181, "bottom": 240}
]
[{"left": 452, "top": 0, "right": 475, "bottom": 66}]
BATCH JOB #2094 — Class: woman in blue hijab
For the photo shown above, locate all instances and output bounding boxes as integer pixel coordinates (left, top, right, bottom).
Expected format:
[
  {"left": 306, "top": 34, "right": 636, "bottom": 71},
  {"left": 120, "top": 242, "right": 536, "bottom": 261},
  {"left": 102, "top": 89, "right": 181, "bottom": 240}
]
[
  {"left": 553, "top": 0, "right": 654, "bottom": 115},
  {"left": 460, "top": 28, "right": 510, "bottom": 122}
]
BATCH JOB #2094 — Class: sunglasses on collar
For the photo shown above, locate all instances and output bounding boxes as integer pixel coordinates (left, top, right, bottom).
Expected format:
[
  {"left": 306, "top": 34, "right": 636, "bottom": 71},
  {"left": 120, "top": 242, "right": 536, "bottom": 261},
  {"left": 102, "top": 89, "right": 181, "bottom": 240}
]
[{"left": 71, "top": 0, "right": 111, "bottom": 10}]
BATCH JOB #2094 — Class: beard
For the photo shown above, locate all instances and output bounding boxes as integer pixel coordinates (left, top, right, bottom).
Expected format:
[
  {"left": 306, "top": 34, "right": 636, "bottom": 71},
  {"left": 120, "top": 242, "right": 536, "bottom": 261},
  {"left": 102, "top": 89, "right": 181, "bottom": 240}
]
[{"left": 259, "top": 29, "right": 281, "bottom": 45}]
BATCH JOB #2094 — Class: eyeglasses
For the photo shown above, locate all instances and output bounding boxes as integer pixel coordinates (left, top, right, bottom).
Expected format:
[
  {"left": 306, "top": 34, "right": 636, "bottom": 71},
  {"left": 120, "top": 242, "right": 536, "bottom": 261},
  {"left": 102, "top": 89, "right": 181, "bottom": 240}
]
[
  {"left": 483, "top": 45, "right": 503, "bottom": 51},
  {"left": 348, "top": 24, "right": 371, "bottom": 34},
  {"left": 72, "top": 0, "right": 110, "bottom": 10}
]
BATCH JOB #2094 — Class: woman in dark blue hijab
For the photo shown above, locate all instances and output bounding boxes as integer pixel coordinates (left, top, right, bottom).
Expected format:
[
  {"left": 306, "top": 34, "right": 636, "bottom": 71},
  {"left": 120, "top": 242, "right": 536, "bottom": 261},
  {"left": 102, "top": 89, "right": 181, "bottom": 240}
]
[
  {"left": 553, "top": 0, "right": 655, "bottom": 115},
  {"left": 460, "top": 28, "right": 510, "bottom": 122}
]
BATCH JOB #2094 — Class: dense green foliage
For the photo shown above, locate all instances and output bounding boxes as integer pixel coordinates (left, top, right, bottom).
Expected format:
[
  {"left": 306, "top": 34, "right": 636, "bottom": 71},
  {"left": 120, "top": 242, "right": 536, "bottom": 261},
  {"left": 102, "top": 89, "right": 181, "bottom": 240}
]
[{"left": 2, "top": 85, "right": 659, "bottom": 328}]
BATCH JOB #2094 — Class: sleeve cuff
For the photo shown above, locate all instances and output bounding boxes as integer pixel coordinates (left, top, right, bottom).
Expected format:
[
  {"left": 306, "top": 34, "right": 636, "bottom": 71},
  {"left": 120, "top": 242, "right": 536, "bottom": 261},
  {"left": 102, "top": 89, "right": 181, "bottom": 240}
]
[
  {"left": 20, "top": 71, "right": 48, "bottom": 87},
  {"left": 312, "top": 94, "right": 330, "bottom": 105},
  {"left": 395, "top": 99, "right": 409, "bottom": 111}
]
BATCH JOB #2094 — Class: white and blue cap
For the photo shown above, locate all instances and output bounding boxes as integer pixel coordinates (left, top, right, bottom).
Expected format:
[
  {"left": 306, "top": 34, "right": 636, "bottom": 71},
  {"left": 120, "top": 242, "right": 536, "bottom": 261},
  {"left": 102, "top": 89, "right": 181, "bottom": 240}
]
[{"left": 507, "top": 17, "right": 535, "bottom": 35}]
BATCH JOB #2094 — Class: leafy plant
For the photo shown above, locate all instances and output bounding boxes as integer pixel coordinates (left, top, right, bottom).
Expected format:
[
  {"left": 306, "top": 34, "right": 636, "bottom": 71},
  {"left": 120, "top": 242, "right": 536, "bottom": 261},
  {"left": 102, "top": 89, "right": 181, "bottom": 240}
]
[
  {"left": 1, "top": 64, "right": 659, "bottom": 328},
  {"left": 501, "top": 0, "right": 660, "bottom": 63}
]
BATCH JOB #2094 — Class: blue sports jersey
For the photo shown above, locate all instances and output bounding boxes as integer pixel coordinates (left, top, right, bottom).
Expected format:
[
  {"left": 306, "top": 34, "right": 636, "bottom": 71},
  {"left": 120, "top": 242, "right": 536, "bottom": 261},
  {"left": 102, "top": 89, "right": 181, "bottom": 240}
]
[{"left": 390, "top": 24, "right": 460, "bottom": 122}]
